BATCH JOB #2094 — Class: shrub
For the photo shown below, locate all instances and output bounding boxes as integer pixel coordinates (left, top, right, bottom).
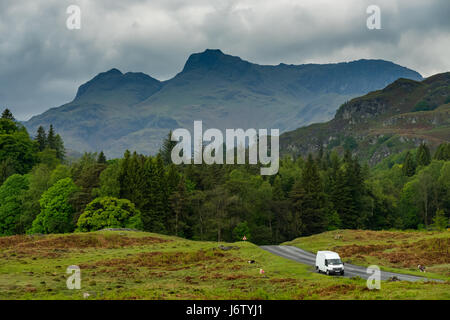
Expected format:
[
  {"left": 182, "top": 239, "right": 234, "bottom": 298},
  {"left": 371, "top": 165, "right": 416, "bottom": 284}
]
[
  {"left": 76, "top": 197, "right": 143, "bottom": 232},
  {"left": 413, "top": 100, "right": 436, "bottom": 112}
]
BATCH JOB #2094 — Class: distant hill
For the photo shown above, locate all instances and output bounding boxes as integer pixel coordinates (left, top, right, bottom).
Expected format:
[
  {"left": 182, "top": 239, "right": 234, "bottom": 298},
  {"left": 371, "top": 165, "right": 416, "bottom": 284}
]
[
  {"left": 24, "top": 49, "right": 422, "bottom": 157},
  {"left": 280, "top": 72, "right": 450, "bottom": 164}
]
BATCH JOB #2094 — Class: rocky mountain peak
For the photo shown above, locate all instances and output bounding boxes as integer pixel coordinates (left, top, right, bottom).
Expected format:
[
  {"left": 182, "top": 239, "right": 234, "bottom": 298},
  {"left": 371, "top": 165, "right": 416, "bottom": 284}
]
[{"left": 181, "top": 49, "right": 249, "bottom": 73}]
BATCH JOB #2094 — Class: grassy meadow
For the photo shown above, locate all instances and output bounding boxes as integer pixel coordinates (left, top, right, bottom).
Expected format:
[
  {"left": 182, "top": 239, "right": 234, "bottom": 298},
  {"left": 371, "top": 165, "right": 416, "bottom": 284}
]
[{"left": 0, "top": 230, "right": 449, "bottom": 300}]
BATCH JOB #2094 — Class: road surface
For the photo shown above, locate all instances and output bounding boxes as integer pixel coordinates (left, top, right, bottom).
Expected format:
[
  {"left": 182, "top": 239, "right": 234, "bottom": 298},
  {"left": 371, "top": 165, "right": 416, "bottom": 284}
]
[{"left": 260, "top": 245, "right": 441, "bottom": 282}]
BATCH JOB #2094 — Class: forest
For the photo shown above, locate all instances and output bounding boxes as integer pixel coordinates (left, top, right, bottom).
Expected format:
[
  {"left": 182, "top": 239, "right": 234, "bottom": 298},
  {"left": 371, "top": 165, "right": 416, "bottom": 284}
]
[{"left": 0, "top": 109, "right": 449, "bottom": 244}]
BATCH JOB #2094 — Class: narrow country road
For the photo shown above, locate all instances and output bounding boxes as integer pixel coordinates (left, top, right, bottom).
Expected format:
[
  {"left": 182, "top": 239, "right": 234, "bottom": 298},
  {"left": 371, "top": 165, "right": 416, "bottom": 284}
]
[{"left": 260, "top": 245, "right": 441, "bottom": 282}]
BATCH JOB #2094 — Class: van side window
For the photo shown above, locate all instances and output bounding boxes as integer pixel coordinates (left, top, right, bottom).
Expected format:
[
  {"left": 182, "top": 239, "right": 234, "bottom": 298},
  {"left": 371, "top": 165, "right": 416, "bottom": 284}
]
[{"left": 325, "top": 259, "right": 328, "bottom": 266}]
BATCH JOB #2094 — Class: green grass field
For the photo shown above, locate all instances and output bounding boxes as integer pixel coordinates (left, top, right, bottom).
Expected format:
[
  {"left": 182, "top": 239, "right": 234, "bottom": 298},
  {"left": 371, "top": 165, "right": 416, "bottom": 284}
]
[{"left": 0, "top": 230, "right": 449, "bottom": 300}]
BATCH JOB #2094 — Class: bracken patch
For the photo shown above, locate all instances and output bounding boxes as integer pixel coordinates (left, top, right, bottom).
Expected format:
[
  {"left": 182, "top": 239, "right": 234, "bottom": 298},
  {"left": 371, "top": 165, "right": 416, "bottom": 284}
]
[
  {"left": 333, "top": 244, "right": 393, "bottom": 256},
  {"left": 0, "top": 234, "right": 169, "bottom": 259},
  {"left": 16, "top": 234, "right": 168, "bottom": 249},
  {"left": 80, "top": 249, "right": 237, "bottom": 272},
  {"left": 312, "top": 284, "right": 359, "bottom": 296},
  {"left": 334, "top": 237, "right": 450, "bottom": 268}
]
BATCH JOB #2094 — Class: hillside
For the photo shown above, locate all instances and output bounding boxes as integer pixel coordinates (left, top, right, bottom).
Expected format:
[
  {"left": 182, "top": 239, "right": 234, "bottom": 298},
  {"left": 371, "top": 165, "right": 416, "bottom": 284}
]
[
  {"left": 284, "top": 229, "right": 450, "bottom": 278},
  {"left": 280, "top": 72, "right": 450, "bottom": 164},
  {"left": 0, "top": 230, "right": 448, "bottom": 300},
  {"left": 24, "top": 49, "right": 422, "bottom": 157}
]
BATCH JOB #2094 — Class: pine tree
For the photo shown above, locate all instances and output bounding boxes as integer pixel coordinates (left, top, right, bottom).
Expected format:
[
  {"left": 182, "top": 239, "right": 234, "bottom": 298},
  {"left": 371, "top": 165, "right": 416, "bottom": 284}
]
[
  {"left": 121, "top": 152, "right": 146, "bottom": 208},
  {"left": 332, "top": 152, "right": 365, "bottom": 229},
  {"left": 160, "top": 130, "right": 177, "bottom": 165},
  {"left": 140, "top": 155, "right": 168, "bottom": 233},
  {"left": 402, "top": 151, "right": 416, "bottom": 177},
  {"left": 47, "top": 124, "right": 56, "bottom": 150},
  {"left": 327, "top": 152, "right": 341, "bottom": 195},
  {"left": 118, "top": 150, "right": 131, "bottom": 198},
  {"left": 35, "top": 126, "right": 47, "bottom": 151},
  {"left": 416, "top": 143, "right": 431, "bottom": 167},
  {"left": 434, "top": 143, "right": 450, "bottom": 161},
  {"left": 97, "top": 151, "right": 107, "bottom": 164},
  {"left": 54, "top": 134, "right": 65, "bottom": 161},
  {"left": 166, "top": 164, "right": 180, "bottom": 195},
  {"left": 316, "top": 145, "right": 324, "bottom": 168},
  {"left": 1, "top": 109, "right": 14, "bottom": 121},
  {"left": 290, "top": 179, "right": 306, "bottom": 237},
  {"left": 349, "top": 156, "right": 365, "bottom": 225},
  {"left": 271, "top": 175, "right": 291, "bottom": 242},
  {"left": 141, "top": 156, "right": 155, "bottom": 231},
  {"left": 153, "top": 154, "right": 168, "bottom": 226},
  {"left": 290, "top": 154, "right": 326, "bottom": 235},
  {"left": 35, "top": 125, "right": 64, "bottom": 160}
]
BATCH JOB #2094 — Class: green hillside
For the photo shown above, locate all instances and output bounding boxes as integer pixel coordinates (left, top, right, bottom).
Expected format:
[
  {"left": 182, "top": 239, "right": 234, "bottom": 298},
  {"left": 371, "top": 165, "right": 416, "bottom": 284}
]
[{"left": 280, "top": 72, "right": 450, "bottom": 164}]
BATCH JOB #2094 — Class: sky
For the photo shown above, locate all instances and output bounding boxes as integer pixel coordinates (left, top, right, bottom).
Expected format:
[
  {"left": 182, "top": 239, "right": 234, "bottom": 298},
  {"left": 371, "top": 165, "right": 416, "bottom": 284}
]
[{"left": 0, "top": 0, "right": 449, "bottom": 120}]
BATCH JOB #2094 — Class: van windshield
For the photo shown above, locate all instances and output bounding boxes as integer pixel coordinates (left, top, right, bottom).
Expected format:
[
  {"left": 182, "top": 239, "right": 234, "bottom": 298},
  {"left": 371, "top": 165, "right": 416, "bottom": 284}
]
[{"left": 326, "top": 259, "right": 342, "bottom": 265}]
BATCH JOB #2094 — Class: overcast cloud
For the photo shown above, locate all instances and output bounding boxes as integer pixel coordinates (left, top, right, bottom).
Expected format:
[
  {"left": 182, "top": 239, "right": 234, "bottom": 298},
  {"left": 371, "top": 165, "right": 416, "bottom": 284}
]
[{"left": 0, "top": 0, "right": 449, "bottom": 120}]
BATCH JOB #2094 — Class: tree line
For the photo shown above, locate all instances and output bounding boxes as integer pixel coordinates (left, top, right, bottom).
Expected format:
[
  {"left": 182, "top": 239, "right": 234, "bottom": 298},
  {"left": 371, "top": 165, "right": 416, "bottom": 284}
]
[{"left": 0, "top": 109, "right": 449, "bottom": 242}]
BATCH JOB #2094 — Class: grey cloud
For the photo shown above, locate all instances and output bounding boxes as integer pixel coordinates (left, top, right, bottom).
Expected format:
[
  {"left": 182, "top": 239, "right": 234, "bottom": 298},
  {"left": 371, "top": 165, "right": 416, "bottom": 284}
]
[{"left": 0, "top": 0, "right": 448, "bottom": 120}]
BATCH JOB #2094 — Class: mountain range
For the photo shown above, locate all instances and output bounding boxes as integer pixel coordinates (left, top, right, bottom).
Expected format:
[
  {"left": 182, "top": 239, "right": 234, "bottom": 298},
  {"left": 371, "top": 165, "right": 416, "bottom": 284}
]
[{"left": 24, "top": 49, "right": 423, "bottom": 157}]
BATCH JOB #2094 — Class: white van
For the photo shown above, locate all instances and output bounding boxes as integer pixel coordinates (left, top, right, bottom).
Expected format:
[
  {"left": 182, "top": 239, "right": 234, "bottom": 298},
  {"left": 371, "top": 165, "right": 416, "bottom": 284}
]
[{"left": 315, "top": 251, "right": 344, "bottom": 275}]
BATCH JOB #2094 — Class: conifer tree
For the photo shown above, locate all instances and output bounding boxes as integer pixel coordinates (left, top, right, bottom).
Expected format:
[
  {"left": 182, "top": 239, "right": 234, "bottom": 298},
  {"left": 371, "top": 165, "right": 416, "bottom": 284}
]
[
  {"left": 97, "top": 151, "right": 107, "bottom": 164},
  {"left": 140, "top": 155, "right": 168, "bottom": 233},
  {"left": 47, "top": 125, "right": 56, "bottom": 150},
  {"left": 402, "top": 151, "right": 416, "bottom": 177},
  {"left": 121, "top": 152, "right": 146, "bottom": 209},
  {"left": 290, "top": 154, "right": 326, "bottom": 235},
  {"left": 140, "top": 156, "right": 155, "bottom": 231},
  {"left": 160, "top": 130, "right": 177, "bottom": 165},
  {"left": 332, "top": 151, "right": 365, "bottom": 229},
  {"left": 166, "top": 164, "right": 180, "bottom": 195},
  {"left": 119, "top": 150, "right": 131, "bottom": 199},
  {"left": 416, "top": 143, "right": 431, "bottom": 166},
  {"left": 434, "top": 143, "right": 450, "bottom": 161},
  {"left": 328, "top": 152, "right": 341, "bottom": 195},
  {"left": 153, "top": 154, "right": 169, "bottom": 228},
  {"left": 54, "top": 134, "right": 66, "bottom": 161},
  {"left": 35, "top": 126, "right": 47, "bottom": 152},
  {"left": 271, "top": 175, "right": 291, "bottom": 242},
  {"left": 1, "top": 109, "right": 14, "bottom": 121}
]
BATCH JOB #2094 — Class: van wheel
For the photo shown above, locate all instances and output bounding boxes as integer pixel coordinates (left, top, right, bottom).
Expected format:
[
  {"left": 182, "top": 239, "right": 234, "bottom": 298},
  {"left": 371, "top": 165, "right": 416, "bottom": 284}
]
[
  {"left": 341, "top": 271, "right": 344, "bottom": 276},
  {"left": 315, "top": 266, "right": 319, "bottom": 273},
  {"left": 326, "top": 270, "right": 330, "bottom": 276}
]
